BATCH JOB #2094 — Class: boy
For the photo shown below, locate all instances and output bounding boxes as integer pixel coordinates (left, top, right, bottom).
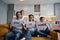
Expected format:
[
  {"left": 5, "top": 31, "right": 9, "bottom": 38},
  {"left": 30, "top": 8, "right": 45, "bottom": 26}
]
[{"left": 36, "top": 17, "right": 51, "bottom": 38}]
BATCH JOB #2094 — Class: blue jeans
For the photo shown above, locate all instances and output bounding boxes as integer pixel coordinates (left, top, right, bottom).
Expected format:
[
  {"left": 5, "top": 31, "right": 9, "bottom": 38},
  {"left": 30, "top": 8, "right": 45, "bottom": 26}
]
[
  {"left": 4, "top": 31, "right": 21, "bottom": 40},
  {"left": 30, "top": 30, "right": 35, "bottom": 36},
  {"left": 25, "top": 30, "right": 31, "bottom": 40},
  {"left": 36, "top": 28, "right": 50, "bottom": 37},
  {"left": 25, "top": 30, "right": 36, "bottom": 40}
]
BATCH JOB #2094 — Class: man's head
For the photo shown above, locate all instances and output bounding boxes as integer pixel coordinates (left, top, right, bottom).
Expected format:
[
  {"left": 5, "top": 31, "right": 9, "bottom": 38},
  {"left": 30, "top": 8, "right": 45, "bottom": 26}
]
[{"left": 20, "top": 10, "right": 24, "bottom": 15}]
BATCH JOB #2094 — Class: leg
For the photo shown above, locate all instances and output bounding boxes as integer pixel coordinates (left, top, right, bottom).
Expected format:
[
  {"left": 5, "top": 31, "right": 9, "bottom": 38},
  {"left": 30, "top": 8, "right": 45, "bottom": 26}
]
[
  {"left": 30, "top": 30, "right": 35, "bottom": 35},
  {"left": 30, "top": 30, "right": 36, "bottom": 36},
  {"left": 45, "top": 27, "right": 50, "bottom": 34},
  {"left": 4, "top": 31, "right": 15, "bottom": 40},
  {"left": 19, "top": 34, "right": 26, "bottom": 40},
  {"left": 25, "top": 30, "right": 31, "bottom": 40},
  {"left": 37, "top": 30, "right": 48, "bottom": 37},
  {"left": 14, "top": 32, "right": 21, "bottom": 40}
]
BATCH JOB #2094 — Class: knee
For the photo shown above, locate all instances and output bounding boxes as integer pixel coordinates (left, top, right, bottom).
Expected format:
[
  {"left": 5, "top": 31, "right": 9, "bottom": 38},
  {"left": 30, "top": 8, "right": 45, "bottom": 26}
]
[
  {"left": 16, "top": 33, "right": 21, "bottom": 38},
  {"left": 5, "top": 34, "right": 10, "bottom": 38},
  {"left": 25, "top": 33, "right": 31, "bottom": 38}
]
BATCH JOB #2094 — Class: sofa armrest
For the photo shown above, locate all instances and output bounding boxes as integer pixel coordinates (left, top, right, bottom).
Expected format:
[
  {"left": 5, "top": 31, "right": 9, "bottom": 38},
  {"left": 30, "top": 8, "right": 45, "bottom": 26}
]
[{"left": 49, "top": 30, "right": 58, "bottom": 40}]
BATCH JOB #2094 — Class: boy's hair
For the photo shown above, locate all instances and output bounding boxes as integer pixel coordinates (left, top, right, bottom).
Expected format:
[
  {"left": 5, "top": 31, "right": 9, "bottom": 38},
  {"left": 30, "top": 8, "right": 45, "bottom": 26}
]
[{"left": 40, "top": 17, "right": 44, "bottom": 20}]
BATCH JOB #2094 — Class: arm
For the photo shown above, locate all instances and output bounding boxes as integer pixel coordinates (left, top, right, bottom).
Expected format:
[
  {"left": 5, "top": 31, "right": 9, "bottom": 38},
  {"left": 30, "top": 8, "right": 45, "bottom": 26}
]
[
  {"left": 22, "top": 20, "right": 28, "bottom": 30},
  {"left": 9, "top": 23, "right": 13, "bottom": 31},
  {"left": 22, "top": 24, "right": 27, "bottom": 30},
  {"left": 34, "top": 21, "right": 37, "bottom": 30},
  {"left": 46, "top": 23, "right": 50, "bottom": 30},
  {"left": 9, "top": 20, "right": 13, "bottom": 31}
]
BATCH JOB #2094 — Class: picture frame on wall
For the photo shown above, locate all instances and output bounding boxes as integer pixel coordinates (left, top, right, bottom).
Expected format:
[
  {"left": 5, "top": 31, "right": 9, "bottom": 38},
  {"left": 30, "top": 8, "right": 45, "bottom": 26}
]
[{"left": 34, "top": 4, "right": 40, "bottom": 12}]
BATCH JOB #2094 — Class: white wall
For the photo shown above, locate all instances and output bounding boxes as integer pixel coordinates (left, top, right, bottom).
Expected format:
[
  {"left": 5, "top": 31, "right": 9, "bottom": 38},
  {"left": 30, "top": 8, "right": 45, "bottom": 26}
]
[
  {"left": 0, "top": 0, "right": 7, "bottom": 24},
  {"left": 14, "top": 4, "right": 54, "bottom": 16},
  {"left": 55, "top": 3, "right": 60, "bottom": 21},
  {"left": 14, "top": 4, "right": 40, "bottom": 21},
  {"left": 14, "top": 4, "right": 34, "bottom": 16},
  {"left": 14, "top": 4, "right": 54, "bottom": 21},
  {"left": 40, "top": 4, "right": 54, "bottom": 16}
]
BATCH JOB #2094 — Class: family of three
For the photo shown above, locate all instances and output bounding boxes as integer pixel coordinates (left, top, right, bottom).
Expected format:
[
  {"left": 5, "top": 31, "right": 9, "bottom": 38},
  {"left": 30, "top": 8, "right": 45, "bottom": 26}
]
[{"left": 4, "top": 10, "right": 51, "bottom": 40}]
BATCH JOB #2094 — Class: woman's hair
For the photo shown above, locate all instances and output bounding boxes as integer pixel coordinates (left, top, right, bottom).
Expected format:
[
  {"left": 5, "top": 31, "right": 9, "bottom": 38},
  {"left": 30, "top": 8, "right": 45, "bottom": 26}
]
[
  {"left": 28, "top": 14, "right": 34, "bottom": 18},
  {"left": 28, "top": 14, "right": 34, "bottom": 21},
  {"left": 16, "top": 11, "right": 22, "bottom": 16},
  {"left": 16, "top": 11, "right": 20, "bottom": 15}
]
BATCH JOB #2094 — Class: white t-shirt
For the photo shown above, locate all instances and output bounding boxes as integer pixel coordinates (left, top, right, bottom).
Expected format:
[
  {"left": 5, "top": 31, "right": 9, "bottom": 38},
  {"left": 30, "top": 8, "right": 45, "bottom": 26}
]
[
  {"left": 26, "top": 21, "right": 36, "bottom": 31},
  {"left": 11, "top": 17, "right": 24, "bottom": 32},
  {"left": 36, "top": 21, "right": 48, "bottom": 30}
]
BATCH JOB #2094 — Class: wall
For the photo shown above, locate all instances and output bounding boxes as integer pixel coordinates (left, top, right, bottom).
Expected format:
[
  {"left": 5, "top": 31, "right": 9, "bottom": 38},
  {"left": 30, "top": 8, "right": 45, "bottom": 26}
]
[
  {"left": 14, "top": 4, "right": 34, "bottom": 16},
  {"left": 0, "top": 0, "right": 7, "bottom": 24},
  {"left": 55, "top": 3, "right": 60, "bottom": 21},
  {"left": 40, "top": 4, "right": 54, "bottom": 16},
  {"left": 14, "top": 4, "right": 54, "bottom": 16},
  {"left": 14, "top": 4, "right": 54, "bottom": 21},
  {"left": 54, "top": 3, "right": 60, "bottom": 24}
]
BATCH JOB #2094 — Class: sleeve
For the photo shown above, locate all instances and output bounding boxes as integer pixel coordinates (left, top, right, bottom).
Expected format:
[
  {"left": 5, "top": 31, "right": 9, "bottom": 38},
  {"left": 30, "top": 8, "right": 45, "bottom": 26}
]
[
  {"left": 10, "top": 19, "right": 13, "bottom": 29},
  {"left": 46, "top": 22, "right": 51, "bottom": 30},
  {"left": 35, "top": 21, "right": 38, "bottom": 30},
  {"left": 22, "top": 17, "right": 26, "bottom": 24},
  {"left": 11, "top": 19, "right": 14, "bottom": 26}
]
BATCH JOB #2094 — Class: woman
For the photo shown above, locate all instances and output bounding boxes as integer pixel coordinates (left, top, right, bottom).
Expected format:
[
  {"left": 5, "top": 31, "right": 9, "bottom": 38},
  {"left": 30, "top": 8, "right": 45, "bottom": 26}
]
[
  {"left": 4, "top": 11, "right": 24, "bottom": 40},
  {"left": 36, "top": 17, "right": 51, "bottom": 37},
  {"left": 25, "top": 14, "right": 37, "bottom": 40}
]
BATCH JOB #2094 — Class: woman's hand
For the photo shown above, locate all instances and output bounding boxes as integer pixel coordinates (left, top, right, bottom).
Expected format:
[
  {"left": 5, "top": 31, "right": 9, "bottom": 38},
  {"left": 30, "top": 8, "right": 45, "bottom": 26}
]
[
  {"left": 23, "top": 26, "right": 27, "bottom": 30},
  {"left": 22, "top": 24, "right": 27, "bottom": 30}
]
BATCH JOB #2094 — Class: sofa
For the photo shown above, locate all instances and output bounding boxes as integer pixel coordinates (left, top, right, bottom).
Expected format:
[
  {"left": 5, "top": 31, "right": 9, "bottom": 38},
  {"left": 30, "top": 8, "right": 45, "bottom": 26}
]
[{"left": 0, "top": 24, "right": 58, "bottom": 40}]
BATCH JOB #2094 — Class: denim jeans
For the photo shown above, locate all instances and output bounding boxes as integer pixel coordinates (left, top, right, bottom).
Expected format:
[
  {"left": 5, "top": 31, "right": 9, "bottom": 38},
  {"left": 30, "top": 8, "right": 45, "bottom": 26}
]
[
  {"left": 30, "top": 30, "right": 35, "bottom": 35},
  {"left": 36, "top": 27, "right": 50, "bottom": 37},
  {"left": 4, "top": 31, "right": 21, "bottom": 40},
  {"left": 24, "top": 30, "right": 31, "bottom": 40},
  {"left": 24, "top": 30, "right": 36, "bottom": 40}
]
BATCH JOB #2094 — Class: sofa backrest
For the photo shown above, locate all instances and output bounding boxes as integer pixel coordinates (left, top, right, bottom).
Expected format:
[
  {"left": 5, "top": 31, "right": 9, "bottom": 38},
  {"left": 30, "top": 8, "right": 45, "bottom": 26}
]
[{"left": 0, "top": 24, "right": 10, "bottom": 37}]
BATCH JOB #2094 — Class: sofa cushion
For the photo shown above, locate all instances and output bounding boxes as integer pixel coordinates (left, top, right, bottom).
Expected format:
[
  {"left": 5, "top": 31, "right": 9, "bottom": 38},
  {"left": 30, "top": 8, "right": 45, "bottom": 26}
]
[
  {"left": 0, "top": 27, "right": 9, "bottom": 37},
  {"left": 0, "top": 24, "right": 10, "bottom": 29},
  {"left": 31, "top": 37, "right": 51, "bottom": 40},
  {"left": 0, "top": 37, "right": 4, "bottom": 40},
  {"left": 49, "top": 30, "right": 58, "bottom": 40}
]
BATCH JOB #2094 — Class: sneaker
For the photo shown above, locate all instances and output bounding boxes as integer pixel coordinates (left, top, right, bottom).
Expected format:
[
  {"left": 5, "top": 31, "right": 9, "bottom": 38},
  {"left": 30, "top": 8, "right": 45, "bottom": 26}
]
[
  {"left": 47, "top": 35, "right": 51, "bottom": 38},
  {"left": 20, "top": 37, "right": 26, "bottom": 40}
]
